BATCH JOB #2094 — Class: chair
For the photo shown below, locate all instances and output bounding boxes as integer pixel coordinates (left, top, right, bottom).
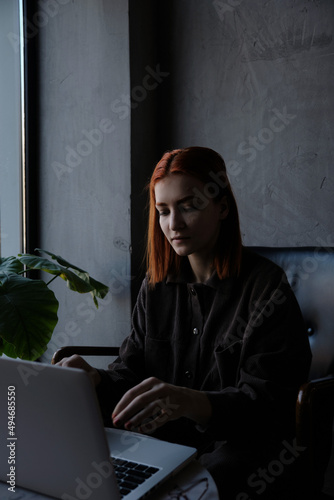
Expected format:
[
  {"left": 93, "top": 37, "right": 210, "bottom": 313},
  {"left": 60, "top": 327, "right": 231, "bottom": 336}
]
[
  {"left": 52, "top": 345, "right": 119, "bottom": 362},
  {"left": 52, "top": 246, "right": 334, "bottom": 499},
  {"left": 255, "top": 247, "right": 334, "bottom": 499}
]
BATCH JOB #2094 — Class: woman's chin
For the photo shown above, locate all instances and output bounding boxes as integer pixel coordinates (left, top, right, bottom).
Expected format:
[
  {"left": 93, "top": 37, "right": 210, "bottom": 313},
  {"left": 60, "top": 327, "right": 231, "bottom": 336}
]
[{"left": 172, "top": 247, "right": 191, "bottom": 257}]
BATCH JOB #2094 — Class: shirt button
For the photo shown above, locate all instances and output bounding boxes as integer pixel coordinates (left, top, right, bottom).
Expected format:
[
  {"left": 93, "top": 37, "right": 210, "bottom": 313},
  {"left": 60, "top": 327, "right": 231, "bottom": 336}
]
[
  {"left": 193, "top": 327, "right": 199, "bottom": 335},
  {"left": 185, "top": 370, "right": 193, "bottom": 379},
  {"left": 189, "top": 287, "right": 196, "bottom": 296}
]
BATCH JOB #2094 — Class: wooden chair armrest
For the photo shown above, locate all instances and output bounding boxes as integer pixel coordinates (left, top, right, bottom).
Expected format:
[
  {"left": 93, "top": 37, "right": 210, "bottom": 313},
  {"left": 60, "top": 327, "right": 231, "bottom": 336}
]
[
  {"left": 51, "top": 346, "right": 120, "bottom": 365},
  {"left": 296, "top": 374, "right": 334, "bottom": 442},
  {"left": 296, "top": 374, "right": 334, "bottom": 490}
]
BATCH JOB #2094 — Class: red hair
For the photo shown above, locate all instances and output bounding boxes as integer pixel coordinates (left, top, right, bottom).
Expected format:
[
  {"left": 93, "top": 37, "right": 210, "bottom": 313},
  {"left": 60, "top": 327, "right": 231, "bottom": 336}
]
[{"left": 146, "top": 147, "right": 243, "bottom": 285}]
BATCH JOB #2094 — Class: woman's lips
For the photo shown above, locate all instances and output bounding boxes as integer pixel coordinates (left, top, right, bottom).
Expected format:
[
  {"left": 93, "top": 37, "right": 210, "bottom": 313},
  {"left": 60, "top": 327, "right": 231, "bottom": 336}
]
[{"left": 172, "top": 237, "right": 190, "bottom": 242}]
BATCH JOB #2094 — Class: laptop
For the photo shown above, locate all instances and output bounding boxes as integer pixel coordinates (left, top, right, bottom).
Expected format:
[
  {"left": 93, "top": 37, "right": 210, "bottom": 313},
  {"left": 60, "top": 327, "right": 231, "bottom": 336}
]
[{"left": 0, "top": 357, "right": 197, "bottom": 500}]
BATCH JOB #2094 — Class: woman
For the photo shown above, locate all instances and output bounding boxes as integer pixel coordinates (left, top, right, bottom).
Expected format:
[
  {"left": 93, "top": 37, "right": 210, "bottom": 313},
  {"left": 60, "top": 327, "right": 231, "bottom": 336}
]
[{"left": 58, "top": 147, "right": 312, "bottom": 498}]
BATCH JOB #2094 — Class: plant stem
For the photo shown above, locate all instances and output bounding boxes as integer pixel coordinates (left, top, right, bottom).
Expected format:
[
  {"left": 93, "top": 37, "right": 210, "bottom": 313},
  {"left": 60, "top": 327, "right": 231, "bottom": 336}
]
[
  {"left": 46, "top": 274, "right": 60, "bottom": 286},
  {"left": 18, "top": 269, "right": 60, "bottom": 286}
]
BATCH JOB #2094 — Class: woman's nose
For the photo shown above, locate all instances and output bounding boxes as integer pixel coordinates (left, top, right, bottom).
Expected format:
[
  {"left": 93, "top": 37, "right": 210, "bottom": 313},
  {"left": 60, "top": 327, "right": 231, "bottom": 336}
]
[{"left": 170, "top": 209, "right": 185, "bottom": 230}]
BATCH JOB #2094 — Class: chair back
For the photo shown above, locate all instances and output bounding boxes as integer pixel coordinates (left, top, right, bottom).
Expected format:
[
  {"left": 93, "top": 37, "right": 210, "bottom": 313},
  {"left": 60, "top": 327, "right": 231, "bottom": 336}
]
[
  {"left": 252, "top": 246, "right": 334, "bottom": 380},
  {"left": 253, "top": 246, "right": 334, "bottom": 495}
]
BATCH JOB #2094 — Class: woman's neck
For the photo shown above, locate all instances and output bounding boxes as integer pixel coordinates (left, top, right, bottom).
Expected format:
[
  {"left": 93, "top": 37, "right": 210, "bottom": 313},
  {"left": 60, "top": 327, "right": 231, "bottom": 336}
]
[{"left": 188, "top": 255, "right": 214, "bottom": 283}]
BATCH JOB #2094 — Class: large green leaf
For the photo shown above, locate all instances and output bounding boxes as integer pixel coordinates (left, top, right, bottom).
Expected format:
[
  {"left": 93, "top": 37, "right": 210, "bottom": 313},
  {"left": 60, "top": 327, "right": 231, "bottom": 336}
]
[
  {"left": 36, "top": 249, "right": 109, "bottom": 300},
  {"left": 35, "top": 248, "right": 87, "bottom": 273},
  {"left": 0, "top": 272, "right": 59, "bottom": 360},
  {"left": 18, "top": 254, "right": 94, "bottom": 292},
  {"left": 74, "top": 271, "right": 109, "bottom": 301},
  {"left": 0, "top": 256, "right": 23, "bottom": 275},
  {"left": 18, "top": 249, "right": 109, "bottom": 307}
]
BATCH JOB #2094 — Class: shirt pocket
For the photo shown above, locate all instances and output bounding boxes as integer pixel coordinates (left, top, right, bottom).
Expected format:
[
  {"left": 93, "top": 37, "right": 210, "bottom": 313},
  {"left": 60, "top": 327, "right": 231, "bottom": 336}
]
[{"left": 212, "top": 340, "right": 244, "bottom": 388}]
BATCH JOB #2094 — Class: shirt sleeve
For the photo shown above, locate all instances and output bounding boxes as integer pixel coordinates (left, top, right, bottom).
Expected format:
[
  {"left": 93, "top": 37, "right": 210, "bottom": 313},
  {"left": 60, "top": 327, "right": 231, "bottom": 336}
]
[{"left": 95, "top": 279, "right": 148, "bottom": 425}]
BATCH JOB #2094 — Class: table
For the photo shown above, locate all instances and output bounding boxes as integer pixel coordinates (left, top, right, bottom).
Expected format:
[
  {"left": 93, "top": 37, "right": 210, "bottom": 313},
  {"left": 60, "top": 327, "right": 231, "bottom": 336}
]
[{"left": 0, "top": 460, "right": 219, "bottom": 500}]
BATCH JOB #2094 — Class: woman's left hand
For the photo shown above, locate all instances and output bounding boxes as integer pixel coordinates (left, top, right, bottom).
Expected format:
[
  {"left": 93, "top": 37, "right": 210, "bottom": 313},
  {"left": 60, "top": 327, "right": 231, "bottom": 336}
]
[{"left": 111, "top": 377, "right": 212, "bottom": 434}]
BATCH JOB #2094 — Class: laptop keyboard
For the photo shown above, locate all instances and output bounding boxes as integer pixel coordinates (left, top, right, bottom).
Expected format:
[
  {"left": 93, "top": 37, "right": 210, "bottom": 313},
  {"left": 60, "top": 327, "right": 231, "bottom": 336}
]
[{"left": 111, "top": 457, "right": 160, "bottom": 498}]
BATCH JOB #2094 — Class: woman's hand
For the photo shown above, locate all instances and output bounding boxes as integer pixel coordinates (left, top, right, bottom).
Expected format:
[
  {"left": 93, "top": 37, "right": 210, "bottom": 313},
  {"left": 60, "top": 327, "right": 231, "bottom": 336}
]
[
  {"left": 56, "top": 355, "right": 101, "bottom": 387},
  {"left": 112, "top": 377, "right": 212, "bottom": 434}
]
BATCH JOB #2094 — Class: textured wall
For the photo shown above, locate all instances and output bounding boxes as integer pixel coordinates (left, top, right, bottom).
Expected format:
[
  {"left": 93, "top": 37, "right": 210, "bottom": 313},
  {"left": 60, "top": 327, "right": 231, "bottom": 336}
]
[
  {"left": 36, "top": 0, "right": 334, "bottom": 363},
  {"left": 38, "top": 0, "right": 131, "bottom": 365},
  {"left": 157, "top": 0, "right": 334, "bottom": 247}
]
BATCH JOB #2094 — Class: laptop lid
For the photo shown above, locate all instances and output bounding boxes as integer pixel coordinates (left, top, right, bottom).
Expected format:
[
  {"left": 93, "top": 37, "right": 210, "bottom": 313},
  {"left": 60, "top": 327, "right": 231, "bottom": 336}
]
[{"left": 0, "top": 357, "right": 196, "bottom": 500}]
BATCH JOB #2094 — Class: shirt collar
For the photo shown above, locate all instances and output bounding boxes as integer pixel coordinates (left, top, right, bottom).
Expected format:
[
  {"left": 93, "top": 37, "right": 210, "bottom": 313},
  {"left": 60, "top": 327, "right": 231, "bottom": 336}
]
[{"left": 166, "top": 258, "right": 225, "bottom": 290}]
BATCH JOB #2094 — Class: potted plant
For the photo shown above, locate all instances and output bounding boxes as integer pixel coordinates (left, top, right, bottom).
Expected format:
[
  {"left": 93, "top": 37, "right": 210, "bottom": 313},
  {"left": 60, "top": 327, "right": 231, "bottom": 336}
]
[{"left": 0, "top": 249, "right": 109, "bottom": 360}]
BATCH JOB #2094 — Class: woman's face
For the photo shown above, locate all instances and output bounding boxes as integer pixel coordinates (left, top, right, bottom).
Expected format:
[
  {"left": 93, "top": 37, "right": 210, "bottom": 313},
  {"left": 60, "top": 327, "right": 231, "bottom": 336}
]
[{"left": 154, "top": 174, "right": 228, "bottom": 260}]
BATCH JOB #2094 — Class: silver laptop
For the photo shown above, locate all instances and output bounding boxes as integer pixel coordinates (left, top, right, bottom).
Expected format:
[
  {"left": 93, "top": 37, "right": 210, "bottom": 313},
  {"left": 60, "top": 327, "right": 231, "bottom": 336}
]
[{"left": 0, "top": 357, "right": 197, "bottom": 500}]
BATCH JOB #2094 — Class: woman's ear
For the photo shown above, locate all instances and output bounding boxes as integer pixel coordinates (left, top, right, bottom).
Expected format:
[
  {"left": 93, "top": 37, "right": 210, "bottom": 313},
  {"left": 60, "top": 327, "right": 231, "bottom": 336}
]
[{"left": 219, "top": 196, "right": 229, "bottom": 220}]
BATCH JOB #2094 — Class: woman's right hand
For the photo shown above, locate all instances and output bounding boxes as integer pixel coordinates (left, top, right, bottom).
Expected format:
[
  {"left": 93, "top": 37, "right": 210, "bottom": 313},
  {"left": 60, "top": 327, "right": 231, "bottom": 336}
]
[{"left": 56, "top": 355, "right": 101, "bottom": 387}]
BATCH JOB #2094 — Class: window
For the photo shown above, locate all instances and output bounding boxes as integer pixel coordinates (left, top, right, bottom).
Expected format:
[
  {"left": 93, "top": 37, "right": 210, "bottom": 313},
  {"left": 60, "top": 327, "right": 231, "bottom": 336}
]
[{"left": 0, "top": 0, "right": 25, "bottom": 256}]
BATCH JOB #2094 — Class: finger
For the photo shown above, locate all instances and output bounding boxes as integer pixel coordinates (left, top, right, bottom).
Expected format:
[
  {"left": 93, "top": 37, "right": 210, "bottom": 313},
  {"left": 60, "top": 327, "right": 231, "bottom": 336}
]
[
  {"left": 123, "top": 400, "right": 167, "bottom": 431},
  {"left": 113, "top": 388, "right": 161, "bottom": 427},
  {"left": 55, "top": 354, "right": 79, "bottom": 366},
  {"left": 139, "top": 408, "right": 171, "bottom": 434},
  {"left": 56, "top": 355, "right": 89, "bottom": 371},
  {"left": 55, "top": 356, "right": 73, "bottom": 367},
  {"left": 113, "top": 385, "right": 171, "bottom": 429},
  {"left": 112, "top": 377, "right": 162, "bottom": 419},
  {"left": 56, "top": 356, "right": 100, "bottom": 386}
]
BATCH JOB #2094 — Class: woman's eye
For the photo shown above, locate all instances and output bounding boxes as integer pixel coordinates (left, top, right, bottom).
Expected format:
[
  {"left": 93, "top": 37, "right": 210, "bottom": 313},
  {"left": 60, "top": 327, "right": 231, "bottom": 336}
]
[
  {"left": 158, "top": 211, "right": 169, "bottom": 217},
  {"left": 180, "top": 205, "right": 196, "bottom": 213}
]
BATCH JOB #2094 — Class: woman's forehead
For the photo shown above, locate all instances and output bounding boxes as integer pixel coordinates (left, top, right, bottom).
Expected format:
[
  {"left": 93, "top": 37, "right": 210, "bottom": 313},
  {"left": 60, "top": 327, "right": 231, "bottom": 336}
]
[{"left": 154, "top": 174, "right": 204, "bottom": 202}]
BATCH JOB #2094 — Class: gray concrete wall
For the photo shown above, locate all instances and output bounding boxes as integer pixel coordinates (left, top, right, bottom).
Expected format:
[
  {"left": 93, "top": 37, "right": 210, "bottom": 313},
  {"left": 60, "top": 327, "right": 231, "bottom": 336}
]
[
  {"left": 38, "top": 0, "right": 131, "bottom": 366},
  {"left": 36, "top": 0, "right": 334, "bottom": 364},
  {"left": 157, "top": 0, "right": 334, "bottom": 248}
]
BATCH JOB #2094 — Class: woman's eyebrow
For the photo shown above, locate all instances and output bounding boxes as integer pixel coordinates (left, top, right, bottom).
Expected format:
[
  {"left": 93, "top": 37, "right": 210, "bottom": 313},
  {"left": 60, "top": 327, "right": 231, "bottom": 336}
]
[{"left": 155, "top": 196, "right": 194, "bottom": 207}]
